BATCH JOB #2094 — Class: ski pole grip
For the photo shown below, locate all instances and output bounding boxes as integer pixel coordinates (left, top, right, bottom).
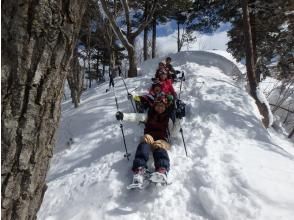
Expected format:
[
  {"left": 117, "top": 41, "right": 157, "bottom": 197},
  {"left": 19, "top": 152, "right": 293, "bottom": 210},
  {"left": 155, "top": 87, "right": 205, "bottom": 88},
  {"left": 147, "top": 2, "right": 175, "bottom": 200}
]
[{"left": 116, "top": 111, "right": 124, "bottom": 121}]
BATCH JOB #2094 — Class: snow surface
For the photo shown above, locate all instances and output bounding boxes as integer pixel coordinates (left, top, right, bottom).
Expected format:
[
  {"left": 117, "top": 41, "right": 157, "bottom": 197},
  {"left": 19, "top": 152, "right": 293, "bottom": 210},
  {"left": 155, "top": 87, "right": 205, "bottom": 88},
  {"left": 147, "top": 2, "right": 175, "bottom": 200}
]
[{"left": 38, "top": 51, "right": 294, "bottom": 220}]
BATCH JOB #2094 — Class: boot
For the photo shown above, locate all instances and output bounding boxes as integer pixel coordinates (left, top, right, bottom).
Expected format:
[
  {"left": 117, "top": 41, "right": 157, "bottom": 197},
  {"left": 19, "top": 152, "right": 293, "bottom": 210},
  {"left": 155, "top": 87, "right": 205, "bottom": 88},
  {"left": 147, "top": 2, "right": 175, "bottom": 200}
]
[
  {"left": 132, "top": 167, "right": 147, "bottom": 185},
  {"left": 150, "top": 167, "right": 168, "bottom": 184}
]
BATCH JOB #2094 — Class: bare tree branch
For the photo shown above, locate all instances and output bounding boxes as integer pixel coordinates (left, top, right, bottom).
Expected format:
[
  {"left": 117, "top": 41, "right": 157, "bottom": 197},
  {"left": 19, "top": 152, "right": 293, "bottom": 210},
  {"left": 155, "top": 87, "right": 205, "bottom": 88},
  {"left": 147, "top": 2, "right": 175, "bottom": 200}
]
[
  {"left": 269, "top": 103, "right": 294, "bottom": 114},
  {"left": 100, "top": 0, "right": 132, "bottom": 50},
  {"left": 120, "top": 0, "right": 131, "bottom": 34},
  {"left": 132, "top": 0, "right": 157, "bottom": 38}
]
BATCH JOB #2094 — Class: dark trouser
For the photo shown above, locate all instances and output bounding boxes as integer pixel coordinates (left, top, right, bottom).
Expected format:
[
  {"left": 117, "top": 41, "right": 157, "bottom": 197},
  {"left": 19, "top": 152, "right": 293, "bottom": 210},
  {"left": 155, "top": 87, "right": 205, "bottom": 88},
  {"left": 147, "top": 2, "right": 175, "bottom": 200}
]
[
  {"left": 109, "top": 77, "right": 114, "bottom": 88},
  {"left": 132, "top": 143, "right": 170, "bottom": 171}
]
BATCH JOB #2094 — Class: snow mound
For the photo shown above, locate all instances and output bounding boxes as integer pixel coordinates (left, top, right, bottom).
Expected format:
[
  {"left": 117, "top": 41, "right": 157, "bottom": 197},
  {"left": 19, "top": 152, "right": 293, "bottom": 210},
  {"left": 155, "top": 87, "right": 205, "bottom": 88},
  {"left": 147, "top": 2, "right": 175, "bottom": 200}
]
[{"left": 38, "top": 51, "right": 294, "bottom": 220}]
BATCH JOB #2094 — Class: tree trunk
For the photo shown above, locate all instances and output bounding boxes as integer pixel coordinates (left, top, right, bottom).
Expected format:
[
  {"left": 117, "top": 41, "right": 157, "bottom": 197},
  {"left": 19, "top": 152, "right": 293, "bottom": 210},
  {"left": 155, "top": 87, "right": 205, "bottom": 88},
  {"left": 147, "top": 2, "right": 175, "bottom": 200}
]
[
  {"left": 143, "top": 27, "right": 149, "bottom": 61},
  {"left": 88, "top": 53, "right": 92, "bottom": 88},
  {"left": 127, "top": 41, "right": 138, "bottom": 77},
  {"left": 249, "top": 5, "right": 257, "bottom": 64},
  {"left": 87, "top": 22, "right": 92, "bottom": 88},
  {"left": 1, "top": 1, "right": 87, "bottom": 220},
  {"left": 67, "top": 49, "right": 84, "bottom": 108},
  {"left": 96, "top": 52, "right": 100, "bottom": 81},
  {"left": 177, "top": 22, "right": 181, "bottom": 52},
  {"left": 152, "top": 18, "right": 156, "bottom": 58},
  {"left": 83, "top": 57, "right": 87, "bottom": 88},
  {"left": 102, "top": 61, "right": 106, "bottom": 78},
  {"left": 288, "top": 127, "right": 294, "bottom": 139},
  {"left": 249, "top": 6, "right": 259, "bottom": 82},
  {"left": 242, "top": 0, "right": 270, "bottom": 127}
]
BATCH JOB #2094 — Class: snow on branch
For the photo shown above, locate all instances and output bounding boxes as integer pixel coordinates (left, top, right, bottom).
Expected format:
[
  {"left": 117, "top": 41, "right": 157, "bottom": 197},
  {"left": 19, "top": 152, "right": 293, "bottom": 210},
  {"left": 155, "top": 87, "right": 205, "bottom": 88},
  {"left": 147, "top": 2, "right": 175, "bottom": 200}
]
[
  {"left": 256, "top": 87, "right": 274, "bottom": 127},
  {"left": 100, "top": 0, "right": 133, "bottom": 49}
]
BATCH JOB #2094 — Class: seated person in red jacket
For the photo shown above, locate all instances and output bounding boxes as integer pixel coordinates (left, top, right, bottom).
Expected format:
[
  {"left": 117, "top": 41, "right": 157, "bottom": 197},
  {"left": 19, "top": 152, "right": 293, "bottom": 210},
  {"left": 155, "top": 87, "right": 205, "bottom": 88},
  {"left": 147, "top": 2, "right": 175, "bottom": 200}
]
[
  {"left": 158, "top": 71, "right": 177, "bottom": 99},
  {"left": 158, "top": 71, "right": 178, "bottom": 122},
  {"left": 116, "top": 96, "right": 176, "bottom": 187}
]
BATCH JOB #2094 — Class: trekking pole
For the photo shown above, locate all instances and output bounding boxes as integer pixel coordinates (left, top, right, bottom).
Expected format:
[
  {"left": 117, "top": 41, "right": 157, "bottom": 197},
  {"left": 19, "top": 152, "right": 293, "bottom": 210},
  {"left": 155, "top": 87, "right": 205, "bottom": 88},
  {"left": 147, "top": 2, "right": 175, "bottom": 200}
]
[
  {"left": 176, "top": 71, "right": 188, "bottom": 156},
  {"left": 119, "top": 76, "right": 137, "bottom": 112},
  {"left": 129, "top": 81, "right": 153, "bottom": 94},
  {"left": 113, "top": 84, "right": 131, "bottom": 160},
  {"left": 178, "top": 71, "right": 185, "bottom": 99},
  {"left": 179, "top": 126, "right": 188, "bottom": 157}
]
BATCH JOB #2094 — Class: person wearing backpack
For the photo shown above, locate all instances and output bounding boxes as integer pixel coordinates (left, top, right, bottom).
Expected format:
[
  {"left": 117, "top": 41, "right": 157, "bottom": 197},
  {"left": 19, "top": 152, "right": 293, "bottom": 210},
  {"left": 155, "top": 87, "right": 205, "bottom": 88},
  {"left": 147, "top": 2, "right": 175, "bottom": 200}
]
[
  {"left": 115, "top": 96, "right": 176, "bottom": 187},
  {"left": 165, "top": 57, "right": 181, "bottom": 82},
  {"left": 154, "top": 62, "right": 169, "bottom": 81}
]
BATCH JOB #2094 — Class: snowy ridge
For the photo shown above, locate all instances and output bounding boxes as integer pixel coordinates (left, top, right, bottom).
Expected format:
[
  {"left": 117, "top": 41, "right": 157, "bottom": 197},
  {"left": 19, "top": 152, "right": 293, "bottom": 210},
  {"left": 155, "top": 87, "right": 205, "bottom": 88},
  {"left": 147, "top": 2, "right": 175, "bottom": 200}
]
[
  {"left": 140, "top": 50, "right": 243, "bottom": 79},
  {"left": 38, "top": 51, "right": 294, "bottom": 220}
]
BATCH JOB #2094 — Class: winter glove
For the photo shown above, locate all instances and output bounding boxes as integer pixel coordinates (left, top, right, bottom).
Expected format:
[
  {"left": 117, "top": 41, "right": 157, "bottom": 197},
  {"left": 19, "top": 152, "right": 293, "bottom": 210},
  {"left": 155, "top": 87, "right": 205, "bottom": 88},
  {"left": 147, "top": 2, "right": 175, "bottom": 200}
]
[
  {"left": 175, "top": 100, "right": 186, "bottom": 119},
  {"left": 133, "top": 95, "right": 141, "bottom": 102},
  {"left": 142, "top": 134, "right": 154, "bottom": 145},
  {"left": 152, "top": 139, "right": 171, "bottom": 150},
  {"left": 115, "top": 111, "right": 124, "bottom": 121},
  {"left": 167, "top": 95, "right": 174, "bottom": 103}
]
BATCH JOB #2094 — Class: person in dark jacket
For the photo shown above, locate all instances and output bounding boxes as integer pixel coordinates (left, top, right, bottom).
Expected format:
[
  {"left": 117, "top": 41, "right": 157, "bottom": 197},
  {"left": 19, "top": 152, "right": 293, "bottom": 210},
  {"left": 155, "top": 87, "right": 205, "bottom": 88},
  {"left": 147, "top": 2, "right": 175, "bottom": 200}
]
[
  {"left": 133, "top": 82, "right": 165, "bottom": 113},
  {"left": 165, "top": 57, "right": 178, "bottom": 82},
  {"left": 154, "top": 62, "right": 169, "bottom": 80},
  {"left": 116, "top": 96, "right": 174, "bottom": 186}
]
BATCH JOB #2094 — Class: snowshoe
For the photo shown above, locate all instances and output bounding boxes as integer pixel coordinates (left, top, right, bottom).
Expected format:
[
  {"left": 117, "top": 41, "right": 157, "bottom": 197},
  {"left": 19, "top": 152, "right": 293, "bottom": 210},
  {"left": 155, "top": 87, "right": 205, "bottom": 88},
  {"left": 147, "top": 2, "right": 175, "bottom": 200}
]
[
  {"left": 127, "top": 167, "right": 151, "bottom": 190},
  {"left": 149, "top": 168, "right": 169, "bottom": 186}
]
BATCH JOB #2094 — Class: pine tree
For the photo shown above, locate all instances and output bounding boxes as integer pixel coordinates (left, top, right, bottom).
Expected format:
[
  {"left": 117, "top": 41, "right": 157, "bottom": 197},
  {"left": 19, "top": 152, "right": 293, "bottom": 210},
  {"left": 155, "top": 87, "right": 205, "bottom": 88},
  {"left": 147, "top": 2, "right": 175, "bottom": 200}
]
[{"left": 187, "top": 0, "right": 293, "bottom": 80}]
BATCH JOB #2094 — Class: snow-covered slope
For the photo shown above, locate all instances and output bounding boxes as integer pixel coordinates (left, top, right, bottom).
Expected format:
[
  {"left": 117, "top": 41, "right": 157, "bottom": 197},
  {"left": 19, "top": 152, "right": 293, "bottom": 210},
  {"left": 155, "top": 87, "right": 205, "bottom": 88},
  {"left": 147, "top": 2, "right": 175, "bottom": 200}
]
[{"left": 38, "top": 51, "right": 294, "bottom": 220}]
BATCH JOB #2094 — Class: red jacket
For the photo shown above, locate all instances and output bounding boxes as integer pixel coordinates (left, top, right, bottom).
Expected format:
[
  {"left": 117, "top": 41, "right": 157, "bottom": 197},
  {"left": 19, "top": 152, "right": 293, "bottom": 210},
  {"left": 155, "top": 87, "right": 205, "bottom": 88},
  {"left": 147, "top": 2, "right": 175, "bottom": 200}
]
[{"left": 160, "top": 79, "right": 177, "bottom": 98}]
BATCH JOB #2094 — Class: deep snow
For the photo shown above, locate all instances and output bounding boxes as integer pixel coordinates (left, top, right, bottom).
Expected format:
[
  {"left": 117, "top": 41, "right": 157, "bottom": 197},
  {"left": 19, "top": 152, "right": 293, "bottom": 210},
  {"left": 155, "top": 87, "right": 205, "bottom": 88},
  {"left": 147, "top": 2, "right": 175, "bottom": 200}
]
[{"left": 38, "top": 51, "right": 294, "bottom": 220}]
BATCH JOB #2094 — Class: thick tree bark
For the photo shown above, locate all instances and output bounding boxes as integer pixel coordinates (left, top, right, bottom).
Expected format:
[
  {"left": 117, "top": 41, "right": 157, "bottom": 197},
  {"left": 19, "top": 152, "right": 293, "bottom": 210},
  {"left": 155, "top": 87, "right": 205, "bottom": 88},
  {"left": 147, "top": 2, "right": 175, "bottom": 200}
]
[
  {"left": 1, "top": 1, "right": 87, "bottom": 219},
  {"left": 152, "top": 18, "right": 157, "bottom": 58},
  {"left": 127, "top": 38, "right": 138, "bottom": 77},
  {"left": 242, "top": 0, "right": 270, "bottom": 127}
]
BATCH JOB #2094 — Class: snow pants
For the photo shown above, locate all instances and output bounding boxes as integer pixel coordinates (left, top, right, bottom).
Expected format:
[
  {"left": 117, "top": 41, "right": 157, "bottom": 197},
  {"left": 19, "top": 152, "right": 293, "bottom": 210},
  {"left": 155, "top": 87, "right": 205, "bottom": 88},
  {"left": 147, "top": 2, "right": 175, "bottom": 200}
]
[
  {"left": 109, "top": 77, "right": 114, "bottom": 88},
  {"left": 132, "top": 142, "right": 170, "bottom": 171}
]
